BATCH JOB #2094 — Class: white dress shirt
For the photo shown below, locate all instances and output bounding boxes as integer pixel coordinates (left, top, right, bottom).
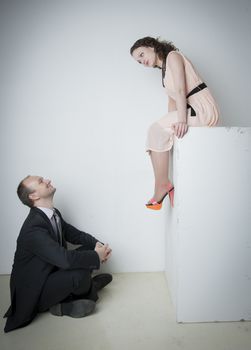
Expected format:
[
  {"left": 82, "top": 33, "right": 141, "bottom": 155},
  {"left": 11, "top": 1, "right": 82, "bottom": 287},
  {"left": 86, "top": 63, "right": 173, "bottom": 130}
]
[
  {"left": 37, "top": 207, "right": 62, "bottom": 244},
  {"left": 37, "top": 207, "right": 54, "bottom": 220}
]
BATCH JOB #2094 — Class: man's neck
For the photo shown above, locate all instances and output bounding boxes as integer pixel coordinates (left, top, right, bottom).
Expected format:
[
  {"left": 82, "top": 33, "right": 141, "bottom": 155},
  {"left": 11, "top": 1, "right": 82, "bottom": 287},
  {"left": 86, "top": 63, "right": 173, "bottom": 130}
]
[{"left": 34, "top": 200, "right": 54, "bottom": 209}]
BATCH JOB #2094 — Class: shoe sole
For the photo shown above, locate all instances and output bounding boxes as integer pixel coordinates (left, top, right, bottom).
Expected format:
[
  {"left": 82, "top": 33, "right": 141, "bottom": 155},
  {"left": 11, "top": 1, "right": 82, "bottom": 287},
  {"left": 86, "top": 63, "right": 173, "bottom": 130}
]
[
  {"left": 50, "top": 299, "right": 96, "bottom": 318},
  {"left": 93, "top": 274, "right": 113, "bottom": 291}
]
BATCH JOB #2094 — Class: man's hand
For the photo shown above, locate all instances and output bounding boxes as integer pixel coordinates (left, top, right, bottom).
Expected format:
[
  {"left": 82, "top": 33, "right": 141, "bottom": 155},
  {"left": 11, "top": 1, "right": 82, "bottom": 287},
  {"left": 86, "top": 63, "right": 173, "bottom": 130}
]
[
  {"left": 95, "top": 242, "right": 112, "bottom": 263},
  {"left": 171, "top": 122, "right": 188, "bottom": 138}
]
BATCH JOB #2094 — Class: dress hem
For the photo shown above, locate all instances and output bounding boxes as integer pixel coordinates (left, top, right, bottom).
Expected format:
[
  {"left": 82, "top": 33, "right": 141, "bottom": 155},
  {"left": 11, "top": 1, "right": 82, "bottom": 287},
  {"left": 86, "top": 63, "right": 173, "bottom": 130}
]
[{"left": 146, "top": 147, "right": 172, "bottom": 153}]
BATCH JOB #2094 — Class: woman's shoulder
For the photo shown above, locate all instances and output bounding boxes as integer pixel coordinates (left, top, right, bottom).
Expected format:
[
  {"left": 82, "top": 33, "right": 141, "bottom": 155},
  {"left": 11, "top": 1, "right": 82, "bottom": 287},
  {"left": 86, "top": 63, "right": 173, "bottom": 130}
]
[{"left": 166, "top": 51, "right": 185, "bottom": 67}]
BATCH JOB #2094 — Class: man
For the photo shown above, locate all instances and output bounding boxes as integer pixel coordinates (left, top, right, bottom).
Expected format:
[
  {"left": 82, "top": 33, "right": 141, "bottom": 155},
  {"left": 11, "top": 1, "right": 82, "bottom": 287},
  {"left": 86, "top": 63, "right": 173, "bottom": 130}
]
[{"left": 4, "top": 175, "right": 112, "bottom": 333}]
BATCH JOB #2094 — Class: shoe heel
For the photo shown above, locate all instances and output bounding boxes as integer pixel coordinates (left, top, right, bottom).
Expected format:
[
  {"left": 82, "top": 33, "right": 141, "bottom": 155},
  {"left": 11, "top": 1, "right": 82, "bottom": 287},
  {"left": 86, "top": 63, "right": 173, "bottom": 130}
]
[
  {"left": 168, "top": 188, "right": 174, "bottom": 208},
  {"left": 50, "top": 303, "right": 63, "bottom": 316}
]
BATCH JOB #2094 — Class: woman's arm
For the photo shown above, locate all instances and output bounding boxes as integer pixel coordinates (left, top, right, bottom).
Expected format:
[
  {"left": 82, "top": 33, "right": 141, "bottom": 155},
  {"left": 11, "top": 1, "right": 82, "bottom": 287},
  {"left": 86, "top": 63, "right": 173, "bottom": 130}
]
[
  {"left": 168, "top": 96, "right": 177, "bottom": 112},
  {"left": 167, "top": 52, "right": 188, "bottom": 138}
]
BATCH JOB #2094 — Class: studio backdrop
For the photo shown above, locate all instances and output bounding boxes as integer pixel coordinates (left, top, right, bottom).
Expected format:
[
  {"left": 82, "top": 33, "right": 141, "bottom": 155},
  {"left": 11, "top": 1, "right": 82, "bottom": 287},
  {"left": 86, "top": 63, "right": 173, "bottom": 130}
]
[{"left": 0, "top": 0, "right": 250, "bottom": 274}]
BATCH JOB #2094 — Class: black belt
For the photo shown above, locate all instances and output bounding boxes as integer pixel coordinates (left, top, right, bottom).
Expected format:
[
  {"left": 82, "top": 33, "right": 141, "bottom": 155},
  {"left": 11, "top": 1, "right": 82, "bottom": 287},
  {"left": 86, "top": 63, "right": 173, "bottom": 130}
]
[{"left": 186, "top": 82, "right": 207, "bottom": 116}]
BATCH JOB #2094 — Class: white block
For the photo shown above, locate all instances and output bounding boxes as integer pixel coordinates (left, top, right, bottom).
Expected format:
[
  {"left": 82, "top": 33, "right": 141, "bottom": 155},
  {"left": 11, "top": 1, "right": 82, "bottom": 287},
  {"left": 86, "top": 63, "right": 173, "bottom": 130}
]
[{"left": 165, "top": 127, "right": 251, "bottom": 322}]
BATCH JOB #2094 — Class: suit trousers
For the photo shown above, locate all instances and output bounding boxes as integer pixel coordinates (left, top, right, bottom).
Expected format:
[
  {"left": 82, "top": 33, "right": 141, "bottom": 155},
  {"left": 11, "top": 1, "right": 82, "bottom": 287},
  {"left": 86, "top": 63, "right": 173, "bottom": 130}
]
[{"left": 37, "top": 246, "right": 98, "bottom": 312}]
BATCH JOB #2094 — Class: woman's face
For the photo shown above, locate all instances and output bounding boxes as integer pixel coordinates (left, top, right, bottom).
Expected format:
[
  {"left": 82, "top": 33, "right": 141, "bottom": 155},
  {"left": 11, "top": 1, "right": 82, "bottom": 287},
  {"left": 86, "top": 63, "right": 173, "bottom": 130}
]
[{"left": 132, "top": 46, "right": 157, "bottom": 67}]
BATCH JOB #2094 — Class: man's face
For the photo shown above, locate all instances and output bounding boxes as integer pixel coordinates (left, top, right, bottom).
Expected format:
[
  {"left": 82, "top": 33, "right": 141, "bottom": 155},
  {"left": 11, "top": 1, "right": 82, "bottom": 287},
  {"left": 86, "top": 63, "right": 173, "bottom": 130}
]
[{"left": 24, "top": 176, "right": 56, "bottom": 203}]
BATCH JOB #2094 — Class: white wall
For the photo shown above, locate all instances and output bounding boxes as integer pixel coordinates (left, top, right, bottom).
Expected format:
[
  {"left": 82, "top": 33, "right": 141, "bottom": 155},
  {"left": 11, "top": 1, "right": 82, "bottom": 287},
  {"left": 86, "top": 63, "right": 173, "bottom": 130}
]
[{"left": 0, "top": 0, "right": 251, "bottom": 273}]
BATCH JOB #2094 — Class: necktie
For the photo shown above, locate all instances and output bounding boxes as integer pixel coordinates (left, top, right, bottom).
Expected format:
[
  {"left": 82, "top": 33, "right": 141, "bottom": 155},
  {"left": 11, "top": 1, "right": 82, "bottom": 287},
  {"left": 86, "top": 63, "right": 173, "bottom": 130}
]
[{"left": 52, "top": 211, "right": 62, "bottom": 245}]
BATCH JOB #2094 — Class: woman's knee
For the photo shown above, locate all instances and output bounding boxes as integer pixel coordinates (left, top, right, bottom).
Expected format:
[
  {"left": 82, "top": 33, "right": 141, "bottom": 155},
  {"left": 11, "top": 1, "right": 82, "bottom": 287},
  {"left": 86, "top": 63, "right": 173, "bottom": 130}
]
[
  {"left": 147, "top": 121, "right": 173, "bottom": 152},
  {"left": 148, "top": 121, "right": 160, "bottom": 135}
]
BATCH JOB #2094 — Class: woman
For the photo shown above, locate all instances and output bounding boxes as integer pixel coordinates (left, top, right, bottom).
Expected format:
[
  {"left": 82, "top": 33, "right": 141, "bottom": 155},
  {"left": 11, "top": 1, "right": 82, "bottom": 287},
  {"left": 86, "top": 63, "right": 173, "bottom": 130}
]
[{"left": 130, "top": 37, "right": 219, "bottom": 210}]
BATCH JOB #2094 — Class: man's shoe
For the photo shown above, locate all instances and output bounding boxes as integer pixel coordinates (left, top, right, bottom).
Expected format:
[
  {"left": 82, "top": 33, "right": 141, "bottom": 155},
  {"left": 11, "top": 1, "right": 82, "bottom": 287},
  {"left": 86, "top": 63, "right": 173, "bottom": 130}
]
[
  {"left": 92, "top": 273, "right": 113, "bottom": 291},
  {"left": 50, "top": 299, "right": 95, "bottom": 318}
]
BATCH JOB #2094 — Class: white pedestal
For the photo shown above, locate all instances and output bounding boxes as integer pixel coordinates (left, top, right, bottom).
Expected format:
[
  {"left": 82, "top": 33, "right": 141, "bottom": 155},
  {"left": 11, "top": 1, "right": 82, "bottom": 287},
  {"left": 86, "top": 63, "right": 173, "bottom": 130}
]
[{"left": 165, "top": 127, "right": 251, "bottom": 322}]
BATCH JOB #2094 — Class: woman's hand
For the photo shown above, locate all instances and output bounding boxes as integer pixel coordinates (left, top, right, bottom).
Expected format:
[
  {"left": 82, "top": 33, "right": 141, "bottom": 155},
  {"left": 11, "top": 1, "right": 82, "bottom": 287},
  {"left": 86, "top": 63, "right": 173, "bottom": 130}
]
[{"left": 171, "top": 122, "right": 188, "bottom": 138}]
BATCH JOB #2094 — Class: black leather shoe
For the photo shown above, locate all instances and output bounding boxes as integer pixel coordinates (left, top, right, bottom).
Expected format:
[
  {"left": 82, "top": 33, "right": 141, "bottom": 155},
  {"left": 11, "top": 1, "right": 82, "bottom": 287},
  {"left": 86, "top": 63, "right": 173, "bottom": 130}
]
[
  {"left": 50, "top": 299, "right": 95, "bottom": 318},
  {"left": 92, "top": 273, "right": 113, "bottom": 291}
]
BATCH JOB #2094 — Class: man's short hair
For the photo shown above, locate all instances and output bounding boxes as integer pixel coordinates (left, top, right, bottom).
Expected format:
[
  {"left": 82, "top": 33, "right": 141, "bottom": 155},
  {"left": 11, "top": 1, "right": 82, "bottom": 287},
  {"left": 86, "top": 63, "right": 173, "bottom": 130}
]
[{"left": 17, "top": 176, "right": 34, "bottom": 208}]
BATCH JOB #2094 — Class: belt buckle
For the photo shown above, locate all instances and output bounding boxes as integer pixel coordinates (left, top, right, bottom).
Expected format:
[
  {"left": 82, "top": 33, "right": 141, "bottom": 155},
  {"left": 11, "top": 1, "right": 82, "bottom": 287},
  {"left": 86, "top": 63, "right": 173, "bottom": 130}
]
[{"left": 197, "top": 84, "right": 202, "bottom": 91}]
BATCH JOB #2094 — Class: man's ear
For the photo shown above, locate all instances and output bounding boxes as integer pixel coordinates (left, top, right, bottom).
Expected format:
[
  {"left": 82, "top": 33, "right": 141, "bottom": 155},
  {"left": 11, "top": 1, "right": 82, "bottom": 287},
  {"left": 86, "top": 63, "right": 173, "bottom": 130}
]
[{"left": 29, "top": 192, "right": 40, "bottom": 202}]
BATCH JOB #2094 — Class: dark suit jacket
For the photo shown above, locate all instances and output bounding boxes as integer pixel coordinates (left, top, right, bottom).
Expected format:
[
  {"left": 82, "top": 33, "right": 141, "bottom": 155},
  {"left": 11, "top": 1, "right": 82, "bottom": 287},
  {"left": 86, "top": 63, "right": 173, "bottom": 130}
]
[{"left": 4, "top": 207, "right": 100, "bottom": 333}]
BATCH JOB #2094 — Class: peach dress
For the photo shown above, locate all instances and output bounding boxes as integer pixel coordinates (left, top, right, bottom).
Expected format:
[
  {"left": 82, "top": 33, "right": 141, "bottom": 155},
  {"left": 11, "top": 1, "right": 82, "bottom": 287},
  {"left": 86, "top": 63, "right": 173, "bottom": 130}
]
[{"left": 146, "top": 51, "right": 219, "bottom": 152}]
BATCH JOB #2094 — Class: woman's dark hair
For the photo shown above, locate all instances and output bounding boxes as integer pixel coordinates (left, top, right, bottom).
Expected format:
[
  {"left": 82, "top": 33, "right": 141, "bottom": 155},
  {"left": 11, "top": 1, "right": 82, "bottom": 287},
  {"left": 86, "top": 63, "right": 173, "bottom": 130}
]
[{"left": 130, "top": 36, "right": 178, "bottom": 62}]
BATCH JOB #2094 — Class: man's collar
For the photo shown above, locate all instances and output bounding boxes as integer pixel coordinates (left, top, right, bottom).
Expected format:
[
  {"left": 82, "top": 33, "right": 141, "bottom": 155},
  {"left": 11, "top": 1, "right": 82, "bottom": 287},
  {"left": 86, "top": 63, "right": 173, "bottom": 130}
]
[{"left": 37, "top": 207, "right": 54, "bottom": 220}]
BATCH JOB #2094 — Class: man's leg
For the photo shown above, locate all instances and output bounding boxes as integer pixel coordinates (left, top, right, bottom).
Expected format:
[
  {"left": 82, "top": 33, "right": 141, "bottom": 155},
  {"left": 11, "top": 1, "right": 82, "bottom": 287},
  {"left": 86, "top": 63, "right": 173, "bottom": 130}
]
[
  {"left": 75, "top": 245, "right": 113, "bottom": 291},
  {"left": 37, "top": 268, "right": 97, "bottom": 316}
]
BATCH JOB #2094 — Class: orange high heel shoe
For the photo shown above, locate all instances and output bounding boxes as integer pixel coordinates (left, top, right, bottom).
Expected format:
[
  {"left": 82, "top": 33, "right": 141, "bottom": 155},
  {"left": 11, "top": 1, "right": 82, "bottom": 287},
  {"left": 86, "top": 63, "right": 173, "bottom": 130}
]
[{"left": 146, "top": 184, "right": 174, "bottom": 210}]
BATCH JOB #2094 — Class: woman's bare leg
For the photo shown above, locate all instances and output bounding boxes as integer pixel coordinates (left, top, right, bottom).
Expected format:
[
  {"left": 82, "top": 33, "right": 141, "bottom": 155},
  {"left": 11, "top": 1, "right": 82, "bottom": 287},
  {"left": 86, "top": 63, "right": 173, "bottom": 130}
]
[{"left": 149, "top": 150, "right": 171, "bottom": 202}]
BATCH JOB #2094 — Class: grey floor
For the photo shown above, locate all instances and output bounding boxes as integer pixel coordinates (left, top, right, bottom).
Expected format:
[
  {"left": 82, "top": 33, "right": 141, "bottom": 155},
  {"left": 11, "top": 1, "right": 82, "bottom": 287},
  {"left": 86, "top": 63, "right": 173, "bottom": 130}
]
[{"left": 1, "top": 272, "right": 251, "bottom": 350}]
